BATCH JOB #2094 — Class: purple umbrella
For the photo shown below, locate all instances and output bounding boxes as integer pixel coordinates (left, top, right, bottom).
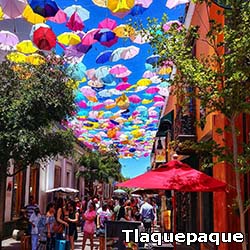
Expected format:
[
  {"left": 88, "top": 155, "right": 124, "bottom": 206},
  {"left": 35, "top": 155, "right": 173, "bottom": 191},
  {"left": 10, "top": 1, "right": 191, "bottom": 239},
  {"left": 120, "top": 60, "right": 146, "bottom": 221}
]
[{"left": 29, "top": 0, "right": 59, "bottom": 17}]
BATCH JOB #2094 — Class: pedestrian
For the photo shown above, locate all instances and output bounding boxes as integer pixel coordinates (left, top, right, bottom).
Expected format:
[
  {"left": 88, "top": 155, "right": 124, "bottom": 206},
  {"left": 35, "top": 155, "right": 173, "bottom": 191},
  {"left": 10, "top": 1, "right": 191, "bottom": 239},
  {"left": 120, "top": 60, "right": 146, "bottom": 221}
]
[
  {"left": 54, "top": 197, "right": 68, "bottom": 240},
  {"left": 29, "top": 207, "right": 41, "bottom": 250},
  {"left": 82, "top": 202, "right": 96, "bottom": 250},
  {"left": 66, "top": 200, "right": 79, "bottom": 250},
  {"left": 45, "top": 202, "right": 56, "bottom": 250},
  {"left": 96, "top": 203, "right": 111, "bottom": 250},
  {"left": 140, "top": 197, "right": 154, "bottom": 234},
  {"left": 114, "top": 198, "right": 126, "bottom": 221},
  {"left": 25, "top": 195, "right": 39, "bottom": 235}
]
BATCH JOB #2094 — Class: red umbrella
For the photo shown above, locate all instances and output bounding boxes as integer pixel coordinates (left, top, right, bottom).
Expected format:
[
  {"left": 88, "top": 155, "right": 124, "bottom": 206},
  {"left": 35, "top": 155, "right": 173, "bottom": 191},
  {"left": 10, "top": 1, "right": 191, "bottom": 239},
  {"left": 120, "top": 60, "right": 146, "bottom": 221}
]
[
  {"left": 66, "top": 12, "right": 84, "bottom": 31},
  {"left": 33, "top": 27, "right": 56, "bottom": 50},
  {"left": 117, "top": 160, "right": 226, "bottom": 191},
  {"left": 117, "top": 159, "right": 226, "bottom": 250}
]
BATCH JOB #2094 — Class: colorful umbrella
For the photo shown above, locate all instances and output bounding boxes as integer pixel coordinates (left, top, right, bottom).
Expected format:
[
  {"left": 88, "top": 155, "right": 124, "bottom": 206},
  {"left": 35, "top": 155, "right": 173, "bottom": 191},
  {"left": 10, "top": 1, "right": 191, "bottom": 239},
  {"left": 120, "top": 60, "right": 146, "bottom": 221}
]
[
  {"left": 94, "top": 29, "right": 116, "bottom": 43},
  {"left": 92, "top": 0, "right": 107, "bottom": 7},
  {"left": 166, "top": 0, "right": 190, "bottom": 9},
  {"left": 66, "top": 12, "right": 84, "bottom": 32},
  {"left": 146, "top": 54, "right": 160, "bottom": 64},
  {"left": 6, "top": 51, "right": 27, "bottom": 63},
  {"left": 116, "top": 81, "right": 131, "bottom": 91},
  {"left": 96, "top": 50, "right": 112, "bottom": 64},
  {"left": 129, "top": 4, "right": 147, "bottom": 16},
  {"left": 145, "top": 86, "right": 159, "bottom": 94},
  {"left": 57, "top": 32, "right": 81, "bottom": 46},
  {"left": 110, "top": 47, "right": 124, "bottom": 62},
  {"left": 33, "top": 26, "right": 56, "bottom": 50},
  {"left": 107, "top": 0, "right": 135, "bottom": 13},
  {"left": 153, "top": 95, "right": 165, "bottom": 102},
  {"left": 0, "top": 30, "right": 19, "bottom": 50},
  {"left": 47, "top": 9, "right": 67, "bottom": 23},
  {"left": 26, "top": 53, "right": 45, "bottom": 65},
  {"left": 66, "top": 62, "right": 86, "bottom": 81},
  {"left": 128, "top": 94, "right": 141, "bottom": 104},
  {"left": 81, "top": 28, "right": 99, "bottom": 45},
  {"left": 136, "top": 78, "right": 152, "bottom": 86},
  {"left": 113, "top": 24, "right": 135, "bottom": 38},
  {"left": 30, "top": 23, "right": 50, "bottom": 40},
  {"left": 98, "top": 18, "right": 117, "bottom": 30},
  {"left": 29, "top": 0, "right": 59, "bottom": 17},
  {"left": 64, "top": 5, "right": 90, "bottom": 21},
  {"left": 22, "top": 4, "right": 45, "bottom": 24},
  {"left": 16, "top": 40, "right": 38, "bottom": 54},
  {"left": 120, "top": 45, "right": 140, "bottom": 60},
  {"left": 110, "top": 64, "right": 128, "bottom": 75},
  {"left": 135, "top": 0, "right": 153, "bottom": 8},
  {"left": 0, "top": 0, "right": 27, "bottom": 18}
]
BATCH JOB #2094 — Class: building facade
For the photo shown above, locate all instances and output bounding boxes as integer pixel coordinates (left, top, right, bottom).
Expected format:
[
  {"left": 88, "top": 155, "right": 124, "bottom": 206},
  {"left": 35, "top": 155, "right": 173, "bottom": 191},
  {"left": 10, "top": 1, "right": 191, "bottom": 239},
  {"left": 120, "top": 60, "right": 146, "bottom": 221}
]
[{"left": 154, "top": 2, "right": 250, "bottom": 250}]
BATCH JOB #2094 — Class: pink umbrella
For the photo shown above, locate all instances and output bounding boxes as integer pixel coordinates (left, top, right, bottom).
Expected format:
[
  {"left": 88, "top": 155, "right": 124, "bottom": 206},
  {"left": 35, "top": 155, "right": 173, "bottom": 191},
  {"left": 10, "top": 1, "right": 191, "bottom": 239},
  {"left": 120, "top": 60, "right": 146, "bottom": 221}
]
[
  {"left": 148, "top": 110, "right": 158, "bottom": 118},
  {"left": 98, "top": 18, "right": 117, "bottom": 30},
  {"left": 135, "top": 0, "right": 153, "bottom": 8},
  {"left": 166, "top": 0, "right": 190, "bottom": 9},
  {"left": 153, "top": 95, "right": 165, "bottom": 102},
  {"left": 143, "top": 70, "right": 156, "bottom": 78},
  {"left": 153, "top": 101, "right": 165, "bottom": 107},
  {"left": 163, "top": 20, "right": 182, "bottom": 32},
  {"left": 110, "top": 64, "right": 128, "bottom": 74},
  {"left": 146, "top": 86, "right": 159, "bottom": 94},
  {"left": 66, "top": 12, "right": 84, "bottom": 31},
  {"left": 77, "top": 100, "right": 87, "bottom": 109},
  {"left": 103, "top": 99, "right": 115, "bottom": 105},
  {"left": 47, "top": 9, "right": 67, "bottom": 23},
  {"left": 0, "top": 0, "right": 27, "bottom": 18},
  {"left": 116, "top": 81, "right": 131, "bottom": 91},
  {"left": 129, "top": 94, "right": 141, "bottom": 104},
  {"left": 92, "top": 103, "right": 105, "bottom": 110},
  {"left": 80, "top": 86, "right": 96, "bottom": 97},
  {"left": 81, "top": 28, "right": 100, "bottom": 45},
  {"left": 120, "top": 45, "right": 140, "bottom": 60},
  {"left": 86, "top": 68, "right": 97, "bottom": 80}
]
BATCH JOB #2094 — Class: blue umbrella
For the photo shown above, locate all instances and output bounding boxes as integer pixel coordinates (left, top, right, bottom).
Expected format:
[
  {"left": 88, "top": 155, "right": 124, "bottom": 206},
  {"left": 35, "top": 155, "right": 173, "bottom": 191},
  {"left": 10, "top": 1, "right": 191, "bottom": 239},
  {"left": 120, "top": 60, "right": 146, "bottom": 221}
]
[
  {"left": 129, "top": 5, "right": 147, "bottom": 16},
  {"left": 29, "top": 0, "right": 59, "bottom": 17},
  {"left": 66, "top": 62, "right": 86, "bottom": 81},
  {"left": 146, "top": 54, "right": 160, "bottom": 64},
  {"left": 96, "top": 50, "right": 113, "bottom": 64},
  {"left": 94, "top": 29, "right": 116, "bottom": 42}
]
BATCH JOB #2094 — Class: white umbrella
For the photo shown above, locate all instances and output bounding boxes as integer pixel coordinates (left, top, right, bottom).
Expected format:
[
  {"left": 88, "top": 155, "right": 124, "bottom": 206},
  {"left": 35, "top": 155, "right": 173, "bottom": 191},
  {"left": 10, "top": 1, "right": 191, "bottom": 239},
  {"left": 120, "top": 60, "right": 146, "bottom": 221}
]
[{"left": 46, "top": 187, "right": 79, "bottom": 193}]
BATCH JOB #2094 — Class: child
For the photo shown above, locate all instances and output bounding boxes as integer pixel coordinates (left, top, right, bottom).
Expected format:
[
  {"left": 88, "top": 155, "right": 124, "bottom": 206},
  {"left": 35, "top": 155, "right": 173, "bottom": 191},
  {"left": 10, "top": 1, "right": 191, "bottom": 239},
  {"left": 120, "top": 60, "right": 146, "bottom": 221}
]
[{"left": 29, "top": 207, "right": 41, "bottom": 250}]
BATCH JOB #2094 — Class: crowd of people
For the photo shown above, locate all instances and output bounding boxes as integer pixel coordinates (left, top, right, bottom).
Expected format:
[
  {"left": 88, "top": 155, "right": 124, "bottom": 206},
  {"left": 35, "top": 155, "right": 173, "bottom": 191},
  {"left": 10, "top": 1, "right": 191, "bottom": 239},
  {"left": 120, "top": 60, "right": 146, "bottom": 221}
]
[{"left": 23, "top": 194, "right": 159, "bottom": 250}]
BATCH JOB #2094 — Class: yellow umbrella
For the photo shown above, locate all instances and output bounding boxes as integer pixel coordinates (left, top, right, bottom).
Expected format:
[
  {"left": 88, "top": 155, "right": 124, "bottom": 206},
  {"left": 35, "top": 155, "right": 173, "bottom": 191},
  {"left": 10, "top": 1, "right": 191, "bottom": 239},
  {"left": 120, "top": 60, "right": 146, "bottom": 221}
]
[
  {"left": 113, "top": 24, "right": 135, "bottom": 38},
  {"left": 26, "top": 53, "right": 45, "bottom": 65},
  {"left": 16, "top": 40, "right": 38, "bottom": 54},
  {"left": 0, "top": 6, "right": 4, "bottom": 20},
  {"left": 105, "top": 103, "right": 116, "bottom": 109},
  {"left": 142, "top": 99, "right": 152, "bottom": 105},
  {"left": 107, "top": 0, "right": 134, "bottom": 13},
  {"left": 57, "top": 32, "right": 81, "bottom": 46},
  {"left": 158, "top": 66, "right": 172, "bottom": 75},
  {"left": 7, "top": 52, "right": 27, "bottom": 63},
  {"left": 116, "top": 93, "right": 130, "bottom": 109},
  {"left": 22, "top": 5, "right": 45, "bottom": 24},
  {"left": 136, "top": 78, "right": 152, "bottom": 86},
  {"left": 92, "top": 0, "right": 107, "bottom": 7}
]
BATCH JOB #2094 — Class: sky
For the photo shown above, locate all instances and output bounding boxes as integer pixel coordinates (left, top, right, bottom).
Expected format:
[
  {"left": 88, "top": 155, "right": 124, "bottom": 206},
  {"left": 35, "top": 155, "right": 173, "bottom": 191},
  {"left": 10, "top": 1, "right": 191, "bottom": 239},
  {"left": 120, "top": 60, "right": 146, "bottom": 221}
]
[{"left": 49, "top": 0, "right": 186, "bottom": 178}]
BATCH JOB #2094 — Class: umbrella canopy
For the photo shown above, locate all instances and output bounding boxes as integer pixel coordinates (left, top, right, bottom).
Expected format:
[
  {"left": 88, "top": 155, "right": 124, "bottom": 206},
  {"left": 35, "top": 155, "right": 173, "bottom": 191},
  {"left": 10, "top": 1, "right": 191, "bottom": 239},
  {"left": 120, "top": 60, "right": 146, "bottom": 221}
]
[
  {"left": 98, "top": 18, "right": 117, "bottom": 30},
  {"left": 46, "top": 187, "right": 79, "bottom": 193},
  {"left": 16, "top": 40, "right": 38, "bottom": 54},
  {"left": 117, "top": 160, "right": 227, "bottom": 192},
  {"left": 64, "top": 5, "right": 90, "bottom": 21},
  {"left": 66, "top": 12, "right": 84, "bottom": 31},
  {"left": 96, "top": 50, "right": 112, "bottom": 64},
  {"left": 107, "top": 0, "right": 135, "bottom": 13},
  {"left": 57, "top": 32, "right": 81, "bottom": 46},
  {"left": 166, "top": 0, "right": 190, "bottom": 9},
  {"left": 47, "top": 9, "right": 67, "bottom": 23},
  {"left": 22, "top": 4, "right": 45, "bottom": 24},
  {"left": 0, "top": 0, "right": 27, "bottom": 18},
  {"left": 0, "top": 30, "right": 19, "bottom": 50},
  {"left": 29, "top": 0, "right": 59, "bottom": 17},
  {"left": 113, "top": 189, "right": 127, "bottom": 194},
  {"left": 33, "top": 26, "right": 56, "bottom": 50}
]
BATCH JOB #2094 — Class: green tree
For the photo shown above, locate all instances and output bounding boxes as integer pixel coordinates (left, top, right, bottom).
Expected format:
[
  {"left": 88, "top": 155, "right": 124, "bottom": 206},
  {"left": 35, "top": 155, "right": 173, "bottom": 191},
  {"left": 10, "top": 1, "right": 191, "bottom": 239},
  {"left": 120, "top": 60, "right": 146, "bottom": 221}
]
[
  {"left": 139, "top": 1, "right": 250, "bottom": 249},
  {"left": 77, "top": 149, "right": 122, "bottom": 195},
  {"left": 0, "top": 56, "right": 76, "bottom": 248}
]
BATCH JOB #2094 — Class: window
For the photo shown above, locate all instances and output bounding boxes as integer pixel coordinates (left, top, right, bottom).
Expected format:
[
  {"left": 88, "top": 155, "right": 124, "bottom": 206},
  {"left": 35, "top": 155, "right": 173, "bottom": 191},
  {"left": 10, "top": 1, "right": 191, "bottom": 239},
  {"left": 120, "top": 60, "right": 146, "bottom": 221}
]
[{"left": 54, "top": 166, "right": 61, "bottom": 188}]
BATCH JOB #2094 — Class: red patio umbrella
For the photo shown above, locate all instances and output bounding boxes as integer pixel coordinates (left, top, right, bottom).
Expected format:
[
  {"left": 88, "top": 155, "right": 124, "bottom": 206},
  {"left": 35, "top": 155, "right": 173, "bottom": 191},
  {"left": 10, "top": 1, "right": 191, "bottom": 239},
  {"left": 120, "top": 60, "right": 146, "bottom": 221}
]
[
  {"left": 117, "top": 159, "right": 226, "bottom": 191},
  {"left": 117, "top": 159, "right": 227, "bottom": 250},
  {"left": 33, "top": 26, "right": 56, "bottom": 50}
]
